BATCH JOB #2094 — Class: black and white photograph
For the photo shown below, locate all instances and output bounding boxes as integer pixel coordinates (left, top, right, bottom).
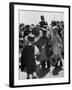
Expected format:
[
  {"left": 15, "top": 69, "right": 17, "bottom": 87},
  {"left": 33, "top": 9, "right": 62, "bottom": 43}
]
[
  {"left": 19, "top": 10, "right": 64, "bottom": 80},
  {"left": 9, "top": 2, "right": 70, "bottom": 87}
]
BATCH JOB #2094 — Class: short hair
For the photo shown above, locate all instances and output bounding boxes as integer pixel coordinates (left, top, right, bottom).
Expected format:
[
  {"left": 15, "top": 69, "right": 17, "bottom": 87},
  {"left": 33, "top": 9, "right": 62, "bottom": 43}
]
[
  {"left": 51, "top": 21, "right": 56, "bottom": 26},
  {"left": 41, "top": 15, "right": 44, "bottom": 20}
]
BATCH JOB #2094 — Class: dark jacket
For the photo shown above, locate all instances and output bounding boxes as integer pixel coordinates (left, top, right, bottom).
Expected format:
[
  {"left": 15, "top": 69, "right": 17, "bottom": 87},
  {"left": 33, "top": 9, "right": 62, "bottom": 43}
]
[
  {"left": 34, "top": 35, "right": 53, "bottom": 61},
  {"left": 21, "top": 45, "right": 36, "bottom": 74}
]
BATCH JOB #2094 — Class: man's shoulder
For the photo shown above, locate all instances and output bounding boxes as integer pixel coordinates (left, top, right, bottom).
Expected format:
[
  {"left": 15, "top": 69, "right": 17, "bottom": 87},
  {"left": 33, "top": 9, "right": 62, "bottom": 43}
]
[{"left": 39, "top": 21, "right": 42, "bottom": 24}]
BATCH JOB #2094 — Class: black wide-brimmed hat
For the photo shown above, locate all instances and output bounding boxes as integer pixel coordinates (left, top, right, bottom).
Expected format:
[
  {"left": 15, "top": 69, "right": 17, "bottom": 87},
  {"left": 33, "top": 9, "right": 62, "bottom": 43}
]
[{"left": 28, "top": 33, "right": 35, "bottom": 42}]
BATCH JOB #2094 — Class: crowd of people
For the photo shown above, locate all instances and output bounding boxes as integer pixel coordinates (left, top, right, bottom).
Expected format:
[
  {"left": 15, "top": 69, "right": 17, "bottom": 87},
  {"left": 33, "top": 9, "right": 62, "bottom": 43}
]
[{"left": 19, "top": 15, "right": 64, "bottom": 79}]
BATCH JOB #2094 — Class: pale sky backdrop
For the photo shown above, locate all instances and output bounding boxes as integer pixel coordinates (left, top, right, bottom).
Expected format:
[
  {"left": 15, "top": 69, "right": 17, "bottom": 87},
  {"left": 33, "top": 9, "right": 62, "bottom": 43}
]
[{"left": 19, "top": 10, "right": 64, "bottom": 25}]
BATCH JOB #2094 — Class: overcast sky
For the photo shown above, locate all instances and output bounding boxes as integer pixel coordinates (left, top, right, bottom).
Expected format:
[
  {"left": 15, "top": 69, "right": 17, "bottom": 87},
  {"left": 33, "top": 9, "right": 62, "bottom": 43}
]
[{"left": 19, "top": 10, "right": 64, "bottom": 25}]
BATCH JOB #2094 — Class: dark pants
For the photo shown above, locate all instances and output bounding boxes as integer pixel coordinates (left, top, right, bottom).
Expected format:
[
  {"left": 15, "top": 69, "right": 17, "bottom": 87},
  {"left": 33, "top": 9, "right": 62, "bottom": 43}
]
[{"left": 41, "top": 61, "right": 50, "bottom": 69}]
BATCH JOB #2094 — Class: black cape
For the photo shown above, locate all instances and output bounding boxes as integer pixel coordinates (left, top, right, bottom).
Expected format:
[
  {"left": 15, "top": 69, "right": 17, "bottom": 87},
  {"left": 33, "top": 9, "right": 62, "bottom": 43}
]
[{"left": 21, "top": 45, "right": 36, "bottom": 74}]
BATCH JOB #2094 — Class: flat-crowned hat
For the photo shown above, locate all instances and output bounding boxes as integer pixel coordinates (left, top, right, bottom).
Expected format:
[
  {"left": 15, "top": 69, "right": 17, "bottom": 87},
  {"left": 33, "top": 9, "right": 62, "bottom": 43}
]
[{"left": 28, "top": 33, "right": 35, "bottom": 42}]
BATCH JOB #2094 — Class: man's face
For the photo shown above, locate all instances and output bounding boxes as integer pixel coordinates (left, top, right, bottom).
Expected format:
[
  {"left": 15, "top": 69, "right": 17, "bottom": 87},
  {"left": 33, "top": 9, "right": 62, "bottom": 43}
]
[{"left": 41, "top": 16, "right": 44, "bottom": 21}]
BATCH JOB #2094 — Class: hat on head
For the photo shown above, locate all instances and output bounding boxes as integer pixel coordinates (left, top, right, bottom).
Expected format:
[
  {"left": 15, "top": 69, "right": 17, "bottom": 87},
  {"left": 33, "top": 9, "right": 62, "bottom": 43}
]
[
  {"left": 28, "top": 33, "right": 35, "bottom": 42},
  {"left": 25, "top": 25, "right": 30, "bottom": 29}
]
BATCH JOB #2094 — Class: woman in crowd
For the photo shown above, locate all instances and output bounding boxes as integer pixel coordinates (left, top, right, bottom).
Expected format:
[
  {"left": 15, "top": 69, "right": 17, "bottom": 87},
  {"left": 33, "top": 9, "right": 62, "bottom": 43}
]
[
  {"left": 51, "top": 26, "right": 63, "bottom": 67},
  {"left": 21, "top": 33, "right": 37, "bottom": 79}
]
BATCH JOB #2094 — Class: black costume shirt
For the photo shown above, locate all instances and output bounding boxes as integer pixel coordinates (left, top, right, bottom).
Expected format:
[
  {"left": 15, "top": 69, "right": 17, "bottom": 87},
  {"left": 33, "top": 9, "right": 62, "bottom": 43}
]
[{"left": 39, "top": 21, "right": 48, "bottom": 27}]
